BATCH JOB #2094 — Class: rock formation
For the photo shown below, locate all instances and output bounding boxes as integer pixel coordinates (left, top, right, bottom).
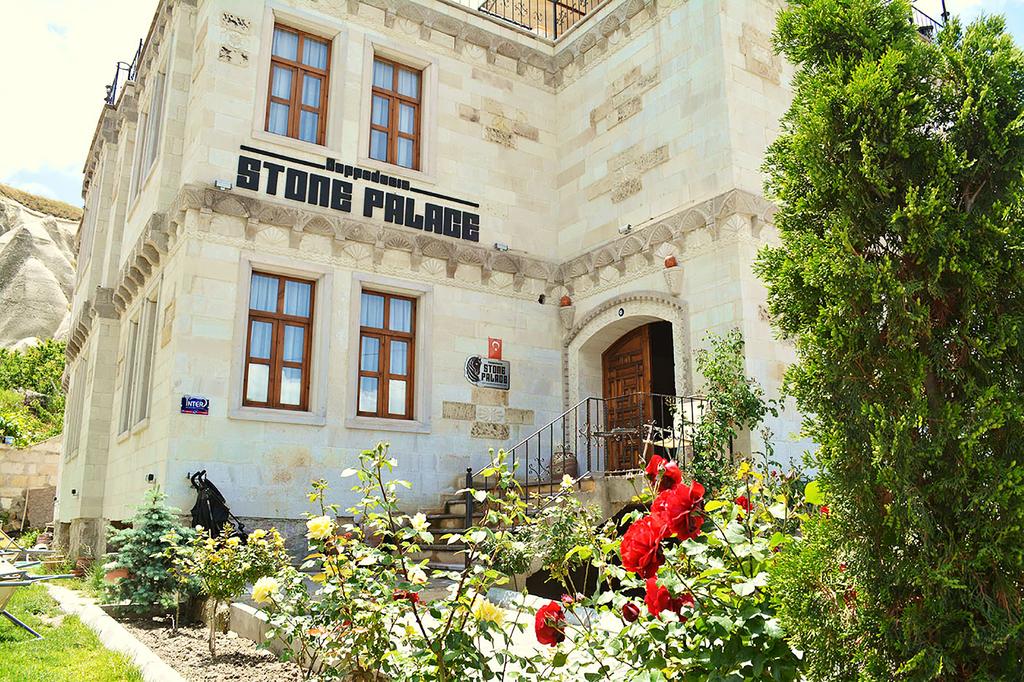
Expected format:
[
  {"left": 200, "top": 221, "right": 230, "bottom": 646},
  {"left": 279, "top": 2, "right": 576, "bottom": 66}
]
[{"left": 0, "top": 185, "right": 81, "bottom": 349}]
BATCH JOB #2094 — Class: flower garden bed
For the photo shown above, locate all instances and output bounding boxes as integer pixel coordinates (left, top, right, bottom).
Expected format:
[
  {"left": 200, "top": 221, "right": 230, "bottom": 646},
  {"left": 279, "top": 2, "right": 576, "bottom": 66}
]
[{"left": 119, "top": 615, "right": 300, "bottom": 682}]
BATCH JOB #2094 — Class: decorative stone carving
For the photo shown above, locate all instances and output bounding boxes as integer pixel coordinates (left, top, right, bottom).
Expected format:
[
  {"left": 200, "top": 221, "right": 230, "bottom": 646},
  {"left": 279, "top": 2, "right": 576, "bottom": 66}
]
[
  {"left": 663, "top": 265, "right": 683, "bottom": 297},
  {"left": 559, "top": 304, "right": 575, "bottom": 329}
]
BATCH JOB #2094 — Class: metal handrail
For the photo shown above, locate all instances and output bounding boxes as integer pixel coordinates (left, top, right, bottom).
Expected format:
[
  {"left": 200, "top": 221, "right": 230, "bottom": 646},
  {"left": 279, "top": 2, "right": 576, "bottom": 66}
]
[
  {"left": 478, "top": 0, "right": 601, "bottom": 40},
  {"left": 104, "top": 39, "right": 143, "bottom": 106},
  {"left": 465, "top": 392, "right": 710, "bottom": 520}
]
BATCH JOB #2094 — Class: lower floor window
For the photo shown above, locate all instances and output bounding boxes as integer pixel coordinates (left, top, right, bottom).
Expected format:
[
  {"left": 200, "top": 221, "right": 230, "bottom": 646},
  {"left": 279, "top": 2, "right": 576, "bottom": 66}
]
[
  {"left": 357, "top": 290, "right": 415, "bottom": 419},
  {"left": 243, "top": 271, "right": 315, "bottom": 410}
]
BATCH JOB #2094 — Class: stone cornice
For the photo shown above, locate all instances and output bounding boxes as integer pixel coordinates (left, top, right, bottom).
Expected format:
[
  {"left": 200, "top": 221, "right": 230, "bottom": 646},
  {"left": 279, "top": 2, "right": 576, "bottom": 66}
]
[
  {"left": 66, "top": 287, "right": 117, "bottom": 365},
  {"left": 110, "top": 212, "right": 171, "bottom": 314},
  {"left": 557, "top": 188, "right": 776, "bottom": 296},
  {"left": 71, "top": 185, "right": 774, "bottom": 361}
]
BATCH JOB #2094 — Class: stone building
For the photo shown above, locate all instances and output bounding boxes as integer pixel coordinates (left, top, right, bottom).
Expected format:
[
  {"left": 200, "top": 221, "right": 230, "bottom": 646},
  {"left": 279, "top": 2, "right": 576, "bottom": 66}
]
[{"left": 56, "top": 0, "right": 807, "bottom": 554}]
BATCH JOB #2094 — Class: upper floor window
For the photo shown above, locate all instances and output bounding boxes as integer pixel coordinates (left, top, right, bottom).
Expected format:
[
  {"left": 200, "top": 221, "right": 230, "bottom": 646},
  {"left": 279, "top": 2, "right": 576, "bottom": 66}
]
[
  {"left": 119, "top": 296, "right": 159, "bottom": 433},
  {"left": 129, "top": 69, "right": 167, "bottom": 201},
  {"left": 357, "top": 291, "right": 415, "bottom": 419},
  {"left": 244, "top": 272, "right": 315, "bottom": 411},
  {"left": 369, "top": 58, "right": 421, "bottom": 170},
  {"left": 267, "top": 25, "right": 330, "bottom": 145}
]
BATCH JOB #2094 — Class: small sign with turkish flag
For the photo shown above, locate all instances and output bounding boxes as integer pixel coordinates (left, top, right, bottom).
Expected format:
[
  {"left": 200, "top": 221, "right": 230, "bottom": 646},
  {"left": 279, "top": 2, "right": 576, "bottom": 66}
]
[{"left": 487, "top": 337, "right": 503, "bottom": 360}]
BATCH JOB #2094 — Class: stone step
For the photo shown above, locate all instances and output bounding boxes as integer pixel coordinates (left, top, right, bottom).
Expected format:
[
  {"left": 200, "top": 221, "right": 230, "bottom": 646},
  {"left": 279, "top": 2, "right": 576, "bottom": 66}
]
[
  {"left": 408, "top": 544, "right": 466, "bottom": 567},
  {"left": 427, "top": 512, "right": 479, "bottom": 530}
]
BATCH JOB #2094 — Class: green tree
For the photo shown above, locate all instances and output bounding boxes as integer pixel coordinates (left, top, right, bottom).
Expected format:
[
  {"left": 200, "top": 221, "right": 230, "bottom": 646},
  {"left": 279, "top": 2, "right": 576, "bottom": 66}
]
[
  {"left": 691, "top": 329, "right": 777, "bottom": 493},
  {"left": 757, "top": 1, "right": 1024, "bottom": 678},
  {"left": 104, "top": 487, "right": 195, "bottom": 613},
  {"left": 0, "top": 339, "right": 66, "bottom": 444}
]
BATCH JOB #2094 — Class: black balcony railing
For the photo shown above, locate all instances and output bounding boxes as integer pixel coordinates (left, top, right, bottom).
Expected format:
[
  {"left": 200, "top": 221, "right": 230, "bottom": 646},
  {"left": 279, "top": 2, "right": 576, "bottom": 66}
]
[
  {"left": 911, "top": 5, "right": 945, "bottom": 40},
  {"left": 478, "top": 0, "right": 601, "bottom": 39},
  {"left": 104, "top": 39, "right": 143, "bottom": 106}
]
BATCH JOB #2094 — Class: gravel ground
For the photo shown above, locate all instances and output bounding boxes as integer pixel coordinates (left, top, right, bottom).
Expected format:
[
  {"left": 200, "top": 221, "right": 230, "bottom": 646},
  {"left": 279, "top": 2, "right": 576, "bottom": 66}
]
[{"left": 120, "top": 616, "right": 302, "bottom": 682}]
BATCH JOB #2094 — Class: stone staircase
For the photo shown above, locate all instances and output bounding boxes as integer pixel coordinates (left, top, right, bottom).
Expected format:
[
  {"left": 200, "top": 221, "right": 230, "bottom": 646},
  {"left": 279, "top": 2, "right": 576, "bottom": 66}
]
[{"left": 413, "top": 477, "right": 600, "bottom": 569}]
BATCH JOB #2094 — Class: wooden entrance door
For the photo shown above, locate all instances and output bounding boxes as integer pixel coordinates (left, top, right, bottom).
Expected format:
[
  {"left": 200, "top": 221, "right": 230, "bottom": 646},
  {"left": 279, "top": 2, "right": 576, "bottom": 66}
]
[{"left": 602, "top": 325, "right": 652, "bottom": 471}]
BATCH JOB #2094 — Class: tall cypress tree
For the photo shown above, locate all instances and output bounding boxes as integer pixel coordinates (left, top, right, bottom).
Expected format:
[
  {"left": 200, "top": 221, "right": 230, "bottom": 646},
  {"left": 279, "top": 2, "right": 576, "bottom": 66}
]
[{"left": 757, "top": 0, "right": 1024, "bottom": 677}]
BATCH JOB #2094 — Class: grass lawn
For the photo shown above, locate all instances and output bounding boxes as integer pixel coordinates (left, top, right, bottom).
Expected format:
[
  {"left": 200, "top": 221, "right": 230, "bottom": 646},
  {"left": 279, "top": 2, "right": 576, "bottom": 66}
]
[{"left": 0, "top": 583, "right": 143, "bottom": 682}]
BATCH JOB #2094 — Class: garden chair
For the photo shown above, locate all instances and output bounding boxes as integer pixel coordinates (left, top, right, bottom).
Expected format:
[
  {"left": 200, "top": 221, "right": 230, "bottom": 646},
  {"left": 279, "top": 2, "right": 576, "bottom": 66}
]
[
  {"left": 0, "top": 557, "right": 74, "bottom": 640},
  {"left": 0, "top": 530, "right": 54, "bottom": 562}
]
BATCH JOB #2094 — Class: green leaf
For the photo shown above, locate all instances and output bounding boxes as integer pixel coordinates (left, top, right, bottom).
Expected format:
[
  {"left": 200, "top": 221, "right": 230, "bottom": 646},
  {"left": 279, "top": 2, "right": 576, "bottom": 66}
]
[{"left": 803, "top": 480, "right": 823, "bottom": 506}]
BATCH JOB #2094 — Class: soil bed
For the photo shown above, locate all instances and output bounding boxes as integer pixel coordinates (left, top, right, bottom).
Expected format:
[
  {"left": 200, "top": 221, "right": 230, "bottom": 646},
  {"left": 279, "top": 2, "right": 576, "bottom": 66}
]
[{"left": 120, "top": 616, "right": 302, "bottom": 682}]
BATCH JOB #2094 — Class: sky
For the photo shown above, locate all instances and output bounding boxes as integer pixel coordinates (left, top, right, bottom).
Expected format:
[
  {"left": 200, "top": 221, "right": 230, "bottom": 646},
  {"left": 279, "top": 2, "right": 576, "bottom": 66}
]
[{"left": 0, "top": 0, "right": 1022, "bottom": 208}]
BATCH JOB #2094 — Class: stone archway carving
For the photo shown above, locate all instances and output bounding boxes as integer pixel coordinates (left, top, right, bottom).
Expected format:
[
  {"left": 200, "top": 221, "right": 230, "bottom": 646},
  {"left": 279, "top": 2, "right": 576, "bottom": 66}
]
[{"left": 563, "top": 290, "right": 692, "bottom": 410}]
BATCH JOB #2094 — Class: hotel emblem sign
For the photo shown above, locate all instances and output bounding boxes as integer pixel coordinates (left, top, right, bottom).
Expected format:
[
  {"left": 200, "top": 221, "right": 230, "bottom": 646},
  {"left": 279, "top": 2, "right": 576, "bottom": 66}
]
[
  {"left": 465, "top": 356, "right": 510, "bottom": 391},
  {"left": 235, "top": 146, "right": 480, "bottom": 242}
]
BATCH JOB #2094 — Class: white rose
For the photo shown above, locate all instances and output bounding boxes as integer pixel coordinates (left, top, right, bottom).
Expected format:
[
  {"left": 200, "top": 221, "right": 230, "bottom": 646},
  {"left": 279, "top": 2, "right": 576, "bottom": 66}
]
[
  {"left": 407, "top": 566, "right": 428, "bottom": 585},
  {"left": 410, "top": 512, "right": 430, "bottom": 533}
]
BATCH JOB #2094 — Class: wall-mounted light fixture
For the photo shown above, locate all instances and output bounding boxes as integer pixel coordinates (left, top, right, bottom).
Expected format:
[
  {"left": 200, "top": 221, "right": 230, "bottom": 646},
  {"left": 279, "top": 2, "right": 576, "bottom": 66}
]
[
  {"left": 493, "top": 242, "right": 509, "bottom": 252},
  {"left": 213, "top": 179, "right": 233, "bottom": 191},
  {"left": 618, "top": 224, "right": 633, "bottom": 236},
  {"left": 146, "top": 473, "right": 156, "bottom": 483}
]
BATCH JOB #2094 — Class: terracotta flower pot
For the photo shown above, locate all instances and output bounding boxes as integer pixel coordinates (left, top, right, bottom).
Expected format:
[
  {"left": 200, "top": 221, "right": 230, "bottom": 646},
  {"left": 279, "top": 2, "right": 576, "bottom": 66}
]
[
  {"left": 104, "top": 567, "right": 130, "bottom": 583},
  {"left": 559, "top": 295, "right": 572, "bottom": 307},
  {"left": 72, "top": 556, "right": 93, "bottom": 577},
  {"left": 664, "top": 255, "right": 678, "bottom": 268}
]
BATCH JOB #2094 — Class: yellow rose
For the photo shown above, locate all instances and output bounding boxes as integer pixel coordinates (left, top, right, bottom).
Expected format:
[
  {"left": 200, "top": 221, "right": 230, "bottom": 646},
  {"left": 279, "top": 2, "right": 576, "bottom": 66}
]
[
  {"left": 249, "top": 529, "right": 267, "bottom": 541},
  {"left": 306, "top": 515, "right": 334, "bottom": 540},
  {"left": 472, "top": 598, "right": 505, "bottom": 626},
  {"left": 226, "top": 536, "right": 241, "bottom": 547},
  {"left": 251, "top": 576, "right": 280, "bottom": 604}
]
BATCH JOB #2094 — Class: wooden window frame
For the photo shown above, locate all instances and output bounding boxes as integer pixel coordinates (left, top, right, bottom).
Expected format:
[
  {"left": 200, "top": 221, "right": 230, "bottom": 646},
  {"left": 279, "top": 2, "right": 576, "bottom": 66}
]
[
  {"left": 265, "top": 24, "right": 331, "bottom": 146},
  {"left": 369, "top": 56, "right": 422, "bottom": 170},
  {"left": 357, "top": 290, "right": 416, "bottom": 420},
  {"left": 243, "top": 272, "right": 316, "bottom": 411}
]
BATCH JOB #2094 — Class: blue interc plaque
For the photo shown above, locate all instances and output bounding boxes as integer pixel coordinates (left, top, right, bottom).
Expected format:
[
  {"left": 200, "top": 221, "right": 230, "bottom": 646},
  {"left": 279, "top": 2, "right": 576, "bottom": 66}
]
[{"left": 180, "top": 395, "right": 210, "bottom": 415}]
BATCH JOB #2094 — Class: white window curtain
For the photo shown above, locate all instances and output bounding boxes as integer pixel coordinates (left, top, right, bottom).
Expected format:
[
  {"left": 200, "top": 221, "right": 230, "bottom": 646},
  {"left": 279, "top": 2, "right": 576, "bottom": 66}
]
[{"left": 250, "top": 274, "right": 279, "bottom": 312}]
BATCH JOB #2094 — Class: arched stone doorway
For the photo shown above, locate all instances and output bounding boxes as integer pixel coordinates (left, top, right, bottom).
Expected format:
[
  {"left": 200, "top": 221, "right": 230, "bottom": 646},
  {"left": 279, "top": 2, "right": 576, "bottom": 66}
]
[{"left": 563, "top": 291, "right": 692, "bottom": 471}]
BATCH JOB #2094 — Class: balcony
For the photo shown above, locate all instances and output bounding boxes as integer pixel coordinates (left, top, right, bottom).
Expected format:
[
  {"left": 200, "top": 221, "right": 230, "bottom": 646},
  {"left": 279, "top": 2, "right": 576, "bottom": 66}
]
[
  {"left": 479, "top": 0, "right": 946, "bottom": 43},
  {"left": 911, "top": 4, "right": 945, "bottom": 40},
  {"left": 478, "top": 0, "right": 601, "bottom": 40}
]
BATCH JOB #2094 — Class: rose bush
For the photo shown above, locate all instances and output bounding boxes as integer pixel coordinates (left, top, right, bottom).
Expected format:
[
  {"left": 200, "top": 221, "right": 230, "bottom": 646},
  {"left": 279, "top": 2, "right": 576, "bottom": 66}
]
[
  {"left": 524, "top": 450, "right": 810, "bottom": 681},
  {"left": 166, "top": 524, "right": 290, "bottom": 655},
  {"left": 255, "top": 444, "right": 553, "bottom": 681}
]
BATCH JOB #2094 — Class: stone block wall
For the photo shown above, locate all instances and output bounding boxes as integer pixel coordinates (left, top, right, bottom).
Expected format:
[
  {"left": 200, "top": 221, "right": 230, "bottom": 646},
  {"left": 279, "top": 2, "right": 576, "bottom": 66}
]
[{"left": 0, "top": 436, "right": 60, "bottom": 529}]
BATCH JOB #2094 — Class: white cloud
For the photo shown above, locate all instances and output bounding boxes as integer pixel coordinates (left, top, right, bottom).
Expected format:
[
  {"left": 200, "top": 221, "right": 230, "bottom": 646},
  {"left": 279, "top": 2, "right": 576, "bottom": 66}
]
[{"left": 0, "top": 1, "right": 156, "bottom": 191}]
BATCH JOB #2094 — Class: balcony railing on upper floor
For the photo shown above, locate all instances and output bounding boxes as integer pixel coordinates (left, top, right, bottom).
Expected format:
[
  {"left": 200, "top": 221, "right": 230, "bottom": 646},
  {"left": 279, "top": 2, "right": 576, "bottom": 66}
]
[
  {"left": 478, "top": 0, "right": 601, "bottom": 40},
  {"left": 479, "top": 0, "right": 947, "bottom": 42},
  {"left": 104, "top": 39, "right": 143, "bottom": 106},
  {"left": 911, "top": 4, "right": 946, "bottom": 40}
]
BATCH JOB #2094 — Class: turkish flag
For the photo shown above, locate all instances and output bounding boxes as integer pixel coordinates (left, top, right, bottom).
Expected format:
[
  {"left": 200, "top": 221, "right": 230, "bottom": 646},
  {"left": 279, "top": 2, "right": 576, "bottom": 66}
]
[{"left": 487, "top": 338, "right": 503, "bottom": 360}]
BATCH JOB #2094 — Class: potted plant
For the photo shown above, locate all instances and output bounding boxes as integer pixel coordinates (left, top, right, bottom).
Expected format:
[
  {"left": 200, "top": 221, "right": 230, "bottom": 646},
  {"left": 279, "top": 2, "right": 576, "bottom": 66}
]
[{"left": 73, "top": 543, "right": 94, "bottom": 577}]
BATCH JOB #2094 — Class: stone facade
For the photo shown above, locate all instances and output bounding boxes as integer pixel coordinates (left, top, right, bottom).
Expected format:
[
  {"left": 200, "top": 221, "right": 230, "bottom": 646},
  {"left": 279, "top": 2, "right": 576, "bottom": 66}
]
[{"left": 56, "top": 0, "right": 806, "bottom": 556}]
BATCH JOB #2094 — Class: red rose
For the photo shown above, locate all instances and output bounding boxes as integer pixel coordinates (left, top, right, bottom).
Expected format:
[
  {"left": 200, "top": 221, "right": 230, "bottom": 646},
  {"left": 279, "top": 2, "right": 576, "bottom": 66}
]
[
  {"left": 535, "top": 601, "right": 566, "bottom": 646},
  {"left": 820, "top": 505, "right": 831, "bottom": 518},
  {"left": 392, "top": 589, "right": 420, "bottom": 604},
  {"left": 644, "top": 577, "right": 695, "bottom": 618},
  {"left": 735, "top": 495, "right": 752, "bottom": 512},
  {"left": 621, "top": 602, "right": 641, "bottom": 622},
  {"left": 645, "top": 455, "right": 682, "bottom": 492},
  {"left": 652, "top": 480, "right": 705, "bottom": 541},
  {"left": 620, "top": 514, "right": 668, "bottom": 578}
]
